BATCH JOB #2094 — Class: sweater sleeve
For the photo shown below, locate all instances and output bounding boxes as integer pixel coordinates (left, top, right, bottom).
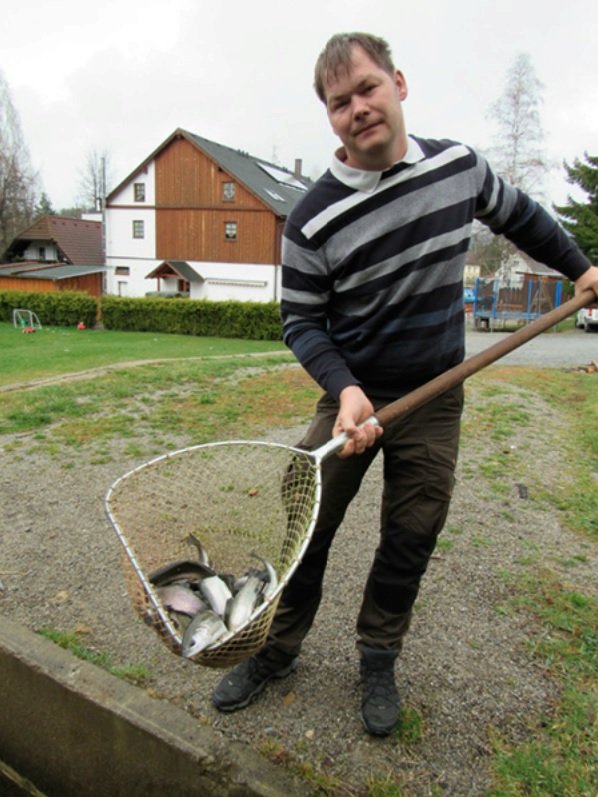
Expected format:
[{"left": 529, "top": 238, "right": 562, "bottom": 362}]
[
  {"left": 501, "top": 192, "right": 591, "bottom": 281},
  {"left": 474, "top": 152, "right": 591, "bottom": 280},
  {"left": 280, "top": 223, "right": 359, "bottom": 399}
]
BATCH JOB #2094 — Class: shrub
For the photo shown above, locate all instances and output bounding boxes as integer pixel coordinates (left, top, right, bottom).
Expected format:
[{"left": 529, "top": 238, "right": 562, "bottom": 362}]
[
  {"left": 0, "top": 290, "right": 98, "bottom": 327},
  {"left": 100, "top": 296, "right": 283, "bottom": 340}
]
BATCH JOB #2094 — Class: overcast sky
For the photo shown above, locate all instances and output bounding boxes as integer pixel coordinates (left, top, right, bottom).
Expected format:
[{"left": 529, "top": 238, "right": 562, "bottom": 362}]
[{"left": 3, "top": 0, "right": 597, "bottom": 210}]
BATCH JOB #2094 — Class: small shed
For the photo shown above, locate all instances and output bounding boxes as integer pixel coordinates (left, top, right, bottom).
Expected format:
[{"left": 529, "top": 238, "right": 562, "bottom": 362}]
[{"left": 0, "top": 262, "right": 106, "bottom": 297}]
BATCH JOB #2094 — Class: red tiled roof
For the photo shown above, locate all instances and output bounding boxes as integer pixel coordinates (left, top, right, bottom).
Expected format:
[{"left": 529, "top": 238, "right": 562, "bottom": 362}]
[{"left": 9, "top": 216, "right": 103, "bottom": 265}]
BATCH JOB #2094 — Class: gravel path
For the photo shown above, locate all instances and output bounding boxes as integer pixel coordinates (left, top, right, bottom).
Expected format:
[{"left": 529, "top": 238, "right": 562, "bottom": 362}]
[{"left": 1, "top": 352, "right": 596, "bottom": 796}]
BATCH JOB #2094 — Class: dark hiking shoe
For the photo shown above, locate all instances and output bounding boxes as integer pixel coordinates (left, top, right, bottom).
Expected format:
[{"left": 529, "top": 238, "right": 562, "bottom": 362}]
[
  {"left": 359, "top": 648, "right": 401, "bottom": 736},
  {"left": 212, "top": 654, "right": 298, "bottom": 712}
]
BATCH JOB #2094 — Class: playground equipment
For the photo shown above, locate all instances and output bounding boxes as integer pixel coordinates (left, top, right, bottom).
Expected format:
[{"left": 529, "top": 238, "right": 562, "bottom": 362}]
[{"left": 12, "top": 309, "right": 42, "bottom": 333}]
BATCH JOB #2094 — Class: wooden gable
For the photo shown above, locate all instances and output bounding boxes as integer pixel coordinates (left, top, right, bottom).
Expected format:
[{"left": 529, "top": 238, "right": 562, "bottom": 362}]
[
  {"left": 154, "top": 136, "right": 280, "bottom": 264},
  {"left": 155, "top": 137, "right": 265, "bottom": 209}
]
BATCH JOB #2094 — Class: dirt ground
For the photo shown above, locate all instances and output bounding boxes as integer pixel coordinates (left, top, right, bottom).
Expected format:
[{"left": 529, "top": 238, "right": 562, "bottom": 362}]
[{"left": 1, "top": 362, "right": 596, "bottom": 796}]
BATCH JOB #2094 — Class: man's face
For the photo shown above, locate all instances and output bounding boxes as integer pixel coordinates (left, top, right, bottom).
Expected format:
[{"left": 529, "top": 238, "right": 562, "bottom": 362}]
[{"left": 324, "top": 45, "right": 408, "bottom": 171}]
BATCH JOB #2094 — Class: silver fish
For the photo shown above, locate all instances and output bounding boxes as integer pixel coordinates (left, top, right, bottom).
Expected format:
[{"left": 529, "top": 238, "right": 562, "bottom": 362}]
[
  {"left": 251, "top": 553, "right": 278, "bottom": 599},
  {"left": 149, "top": 559, "right": 214, "bottom": 587},
  {"left": 187, "top": 533, "right": 212, "bottom": 568},
  {"left": 227, "top": 574, "right": 264, "bottom": 631},
  {"left": 199, "top": 575, "right": 233, "bottom": 617},
  {"left": 156, "top": 584, "right": 206, "bottom": 617},
  {"left": 182, "top": 610, "right": 228, "bottom": 658}
]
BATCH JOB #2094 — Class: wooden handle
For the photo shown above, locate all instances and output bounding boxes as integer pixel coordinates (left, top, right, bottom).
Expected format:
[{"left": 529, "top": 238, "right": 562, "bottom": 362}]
[{"left": 375, "top": 289, "right": 595, "bottom": 428}]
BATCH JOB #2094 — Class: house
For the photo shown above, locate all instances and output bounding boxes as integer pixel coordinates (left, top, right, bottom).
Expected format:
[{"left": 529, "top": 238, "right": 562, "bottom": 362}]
[
  {"left": 104, "top": 128, "right": 311, "bottom": 302},
  {"left": 0, "top": 216, "right": 105, "bottom": 297}
]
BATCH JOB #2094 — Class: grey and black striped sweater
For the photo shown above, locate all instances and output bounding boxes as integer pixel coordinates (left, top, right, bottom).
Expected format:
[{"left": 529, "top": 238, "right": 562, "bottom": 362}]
[{"left": 280, "top": 136, "right": 590, "bottom": 399}]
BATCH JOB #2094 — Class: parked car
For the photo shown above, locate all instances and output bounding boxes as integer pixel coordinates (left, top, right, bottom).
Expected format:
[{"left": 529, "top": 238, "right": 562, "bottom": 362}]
[
  {"left": 463, "top": 287, "right": 475, "bottom": 304},
  {"left": 575, "top": 307, "right": 598, "bottom": 331}
]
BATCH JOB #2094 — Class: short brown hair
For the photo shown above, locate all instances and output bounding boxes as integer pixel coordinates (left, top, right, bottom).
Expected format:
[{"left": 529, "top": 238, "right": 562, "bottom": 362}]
[{"left": 314, "top": 32, "right": 396, "bottom": 103}]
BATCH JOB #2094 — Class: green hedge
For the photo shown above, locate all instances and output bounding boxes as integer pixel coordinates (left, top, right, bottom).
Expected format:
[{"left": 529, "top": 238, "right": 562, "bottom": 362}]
[
  {"left": 0, "top": 290, "right": 97, "bottom": 327},
  {"left": 101, "top": 296, "right": 283, "bottom": 340},
  {"left": 0, "top": 291, "right": 284, "bottom": 340}
]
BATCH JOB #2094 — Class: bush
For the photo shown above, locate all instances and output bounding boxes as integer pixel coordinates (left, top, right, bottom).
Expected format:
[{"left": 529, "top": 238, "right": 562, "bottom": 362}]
[
  {"left": 0, "top": 290, "right": 98, "bottom": 327},
  {"left": 100, "top": 296, "right": 283, "bottom": 340},
  {"left": 0, "top": 291, "right": 283, "bottom": 340}
]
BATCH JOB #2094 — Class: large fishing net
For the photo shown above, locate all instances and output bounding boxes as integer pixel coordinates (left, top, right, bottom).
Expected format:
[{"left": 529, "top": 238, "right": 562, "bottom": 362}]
[{"left": 106, "top": 441, "right": 320, "bottom": 668}]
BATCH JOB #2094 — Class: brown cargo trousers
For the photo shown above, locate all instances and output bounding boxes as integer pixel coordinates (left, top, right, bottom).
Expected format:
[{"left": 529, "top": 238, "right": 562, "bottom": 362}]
[{"left": 262, "top": 383, "right": 464, "bottom": 663}]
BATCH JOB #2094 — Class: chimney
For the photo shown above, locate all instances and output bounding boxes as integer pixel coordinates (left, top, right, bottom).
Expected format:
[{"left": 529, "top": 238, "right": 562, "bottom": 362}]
[{"left": 294, "top": 158, "right": 303, "bottom": 178}]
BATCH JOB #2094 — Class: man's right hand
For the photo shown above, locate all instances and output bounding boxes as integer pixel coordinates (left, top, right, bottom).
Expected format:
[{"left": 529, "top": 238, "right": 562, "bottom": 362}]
[{"left": 333, "top": 385, "right": 383, "bottom": 457}]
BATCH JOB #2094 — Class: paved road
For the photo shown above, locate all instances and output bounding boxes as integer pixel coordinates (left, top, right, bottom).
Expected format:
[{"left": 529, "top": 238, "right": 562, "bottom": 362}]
[{"left": 464, "top": 327, "right": 597, "bottom": 367}]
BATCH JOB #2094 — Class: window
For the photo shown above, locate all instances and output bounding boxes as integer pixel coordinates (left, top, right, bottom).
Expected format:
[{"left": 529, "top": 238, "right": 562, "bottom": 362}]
[
  {"left": 132, "top": 220, "right": 145, "bottom": 239},
  {"left": 224, "top": 222, "right": 237, "bottom": 241},
  {"left": 134, "top": 183, "right": 146, "bottom": 202},
  {"left": 115, "top": 266, "right": 130, "bottom": 276},
  {"left": 38, "top": 246, "right": 46, "bottom": 260},
  {"left": 222, "top": 181, "right": 236, "bottom": 201}
]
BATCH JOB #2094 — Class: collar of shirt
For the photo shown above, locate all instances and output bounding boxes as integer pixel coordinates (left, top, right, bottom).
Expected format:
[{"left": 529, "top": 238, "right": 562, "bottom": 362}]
[{"left": 330, "top": 136, "right": 425, "bottom": 193}]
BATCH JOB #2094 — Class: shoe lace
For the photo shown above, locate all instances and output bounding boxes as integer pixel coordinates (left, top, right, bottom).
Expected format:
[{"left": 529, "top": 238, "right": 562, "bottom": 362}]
[
  {"left": 362, "top": 668, "right": 396, "bottom": 705},
  {"left": 248, "top": 655, "right": 280, "bottom": 682}
]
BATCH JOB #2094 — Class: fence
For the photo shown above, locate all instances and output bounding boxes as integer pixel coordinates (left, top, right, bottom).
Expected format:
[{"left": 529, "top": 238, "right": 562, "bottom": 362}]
[{"left": 473, "top": 277, "right": 565, "bottom": 329}]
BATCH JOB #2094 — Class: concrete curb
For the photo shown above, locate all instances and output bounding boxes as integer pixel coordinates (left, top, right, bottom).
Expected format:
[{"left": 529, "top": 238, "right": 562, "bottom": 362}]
[{"left": 0, "top": 615, "right": 312, "bottom": 797}]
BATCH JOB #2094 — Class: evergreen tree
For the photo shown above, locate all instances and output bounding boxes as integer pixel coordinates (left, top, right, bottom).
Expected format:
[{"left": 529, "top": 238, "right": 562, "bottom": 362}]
[
  {"left": 553, "top": 153, "right": 598, "bottom": 262},
  {"left": 35, "top": 192, "right": 56, "bottom": 218}
]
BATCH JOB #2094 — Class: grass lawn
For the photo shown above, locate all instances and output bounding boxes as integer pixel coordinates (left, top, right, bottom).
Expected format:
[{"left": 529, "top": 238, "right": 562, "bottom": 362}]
[{"left": 0, "top": 322, "right": 287, "bottom": 387}]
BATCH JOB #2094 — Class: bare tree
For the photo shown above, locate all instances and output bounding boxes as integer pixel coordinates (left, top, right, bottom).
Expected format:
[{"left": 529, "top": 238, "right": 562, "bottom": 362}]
[
  {"left": 0, "top": 70, "right": 39, "bottom": 256},
  {"left": 473, "top": 53, "right": 550, "bottom": 275},
  {"left": 77, "top": 149, "right": 113, "bottom": 211},
  {"left": 486, "top": 52, "right": 549, "bottom": 199}
]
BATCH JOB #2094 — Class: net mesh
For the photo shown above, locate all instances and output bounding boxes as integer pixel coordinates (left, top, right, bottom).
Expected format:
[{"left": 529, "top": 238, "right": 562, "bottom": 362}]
[{"left": 106, "top": 441, "right": 319, "bottom": 668}]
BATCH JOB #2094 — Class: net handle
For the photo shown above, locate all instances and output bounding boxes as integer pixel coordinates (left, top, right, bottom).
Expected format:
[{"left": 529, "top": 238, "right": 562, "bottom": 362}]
[{"left": 314, "top": 289, "right": 594, "bottom": 457}]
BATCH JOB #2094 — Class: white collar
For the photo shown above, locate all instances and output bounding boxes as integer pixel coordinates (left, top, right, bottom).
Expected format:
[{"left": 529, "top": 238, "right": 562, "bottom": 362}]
[{"left": 330, "top": 136, "right": 425, "bottom": 193}]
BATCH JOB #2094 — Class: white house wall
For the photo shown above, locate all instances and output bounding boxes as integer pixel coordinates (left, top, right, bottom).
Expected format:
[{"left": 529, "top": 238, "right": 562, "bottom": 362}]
[
  {"left": 110, "top": 162, "right": 156, "bottom": 206},
  {"left": 23, "top": 242, "right": 58, "bottom": 261},
  {"left": 189, "top": 262, "right": 281, "bottom": 302}
]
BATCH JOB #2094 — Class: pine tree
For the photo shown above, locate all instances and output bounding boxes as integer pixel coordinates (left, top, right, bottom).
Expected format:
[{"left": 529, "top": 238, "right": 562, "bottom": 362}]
[
  {"left": 35, "top": 192, "right": 56, "bottom": 218},
  {"left": 553, "top": 153, "right": 598, "bottom": 262}
]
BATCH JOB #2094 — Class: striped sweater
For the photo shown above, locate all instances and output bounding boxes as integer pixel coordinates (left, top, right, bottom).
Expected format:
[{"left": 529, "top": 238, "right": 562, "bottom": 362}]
[{"left": 280, "top": 136, "right": 590, "bottom": 399}]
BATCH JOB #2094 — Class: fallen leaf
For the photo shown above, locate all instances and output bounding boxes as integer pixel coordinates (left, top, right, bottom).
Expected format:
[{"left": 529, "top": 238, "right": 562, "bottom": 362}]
[
  {"left": 282, "top": 691, "right": 296, "bottom": 706},
  {"left": 74, "top": 623, "right": 93, "bottom": 635}
]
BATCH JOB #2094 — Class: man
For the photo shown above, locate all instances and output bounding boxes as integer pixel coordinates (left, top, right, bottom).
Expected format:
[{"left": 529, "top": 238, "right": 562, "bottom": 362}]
[{"left": 213, "top": 32, "right": 598, "bottom": 736}]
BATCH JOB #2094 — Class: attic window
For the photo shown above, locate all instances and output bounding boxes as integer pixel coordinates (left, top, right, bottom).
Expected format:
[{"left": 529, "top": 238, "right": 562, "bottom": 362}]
[
  {"left": 265, "top": 189, "right": 285, "bottom": 202},
  {"left": 134, "top": 183, "right": 146, "bottom": 202},
  {"left": 222, "top": 181, "right": 236, "bottom": 201}
]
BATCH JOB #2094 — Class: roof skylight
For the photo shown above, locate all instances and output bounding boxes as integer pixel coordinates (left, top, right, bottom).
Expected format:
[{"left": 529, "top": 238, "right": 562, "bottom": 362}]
[{"left": 257, "top": 162, "right": 308, "bottom": 191}]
